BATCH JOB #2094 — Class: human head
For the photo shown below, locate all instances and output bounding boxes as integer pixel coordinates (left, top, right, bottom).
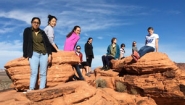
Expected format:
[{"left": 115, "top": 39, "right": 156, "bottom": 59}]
[
  {"left": 73, "top": 25, "right": 81, "bottom": 35},
  {"left": 121, "top": 43, "right": 125, "bottom": 48},
  {"left": 147, "top": 27, "right": 154, "bottom": 35},
  {"left": 31, "top": 17, "right": 41, "bottom": 30},
  {"left": 111, "top": 37, "right": 117, "bottom": 44},
  {"left": 132, "top": 41, "right": 136, "bottom": 47},
  {"left": 66, "top": 25, "right": 81, "bottom": 38},
  {"left": 75, "top": 45, "right": 81, "bottom": 52},
  {"left": 87, "top": 37, "right": 93, "bottom": 44},
  {"left": 47, "top": 15, "right": 57, "bottom": 27}
]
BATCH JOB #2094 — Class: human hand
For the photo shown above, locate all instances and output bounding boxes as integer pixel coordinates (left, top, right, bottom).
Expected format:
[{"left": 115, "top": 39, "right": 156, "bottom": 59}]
[{"left": 48, "top": 55, "right": 52, "bottom": 63}]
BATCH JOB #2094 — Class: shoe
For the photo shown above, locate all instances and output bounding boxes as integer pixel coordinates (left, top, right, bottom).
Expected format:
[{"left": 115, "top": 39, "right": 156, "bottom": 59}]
[
  {"left": 131, "top": 54, "right": 138, "bottom": 62},
  {"left": 23, "top": 89, "right": 32, "bottom": 94},
  {"left": 104, "top": 67, "right": 110, "bottom": 71},
  {"left": 101, "top": 66, "right": 106, "bottom": 70},
  {"left": 85, "top": 73, "right": 91, "bottom": 77}
]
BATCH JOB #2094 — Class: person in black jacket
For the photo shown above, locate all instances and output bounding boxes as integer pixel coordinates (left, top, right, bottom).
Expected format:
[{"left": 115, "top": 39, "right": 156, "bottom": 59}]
[
  {"left": 84, "top": 37, "right": 94, "bottom": 73},
  {"left": 21, "top": 17, "right": 52, "bottom": 92}
]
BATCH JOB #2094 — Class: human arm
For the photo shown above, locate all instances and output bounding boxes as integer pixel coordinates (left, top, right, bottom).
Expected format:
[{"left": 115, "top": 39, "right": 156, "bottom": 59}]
[
  {"left": 155, "top": 38, "right": 159, "bottom": 52},
  {"left": 45, "top": 27, "right": 60, "bottom": 52}
]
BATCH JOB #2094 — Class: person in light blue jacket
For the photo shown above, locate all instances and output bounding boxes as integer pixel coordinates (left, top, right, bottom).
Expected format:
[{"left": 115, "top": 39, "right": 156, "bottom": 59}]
[{"left": 101, "top": 37, "right": 120, "bottom": 70}]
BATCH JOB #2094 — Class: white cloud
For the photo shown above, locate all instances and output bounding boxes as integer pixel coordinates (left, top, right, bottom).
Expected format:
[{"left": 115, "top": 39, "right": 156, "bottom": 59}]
[
  {"left": 97, "top": 37, "right": 103, "bottom": 39},
  {"left": 0, "top": 40, "right": 23, "bottom": 69}
]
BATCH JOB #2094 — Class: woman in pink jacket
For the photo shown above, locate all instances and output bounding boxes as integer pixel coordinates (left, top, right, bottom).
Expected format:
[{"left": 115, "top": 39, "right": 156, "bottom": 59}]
[{"left": 64, "top": 26, "right": 81, "bottom": 51}]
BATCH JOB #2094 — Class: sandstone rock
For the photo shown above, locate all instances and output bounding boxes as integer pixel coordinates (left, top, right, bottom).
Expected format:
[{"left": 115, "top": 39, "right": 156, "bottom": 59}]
[
  {"left": 111, "top": 52, "right": 178, "bottom": 74},
  {"left": 4, "top": 51, "right": 80, "bottom": 91},
  {"left": 4, "top": 51, "right": 80, "bottom": 69},
  {"left": 0, "top": 81, "right": 157, "bottom": 105}
]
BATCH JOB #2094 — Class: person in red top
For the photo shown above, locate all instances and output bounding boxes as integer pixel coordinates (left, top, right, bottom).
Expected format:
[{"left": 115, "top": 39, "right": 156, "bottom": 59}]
[{"left": 75, "top": 45, "right": 90, "bottom": 77}]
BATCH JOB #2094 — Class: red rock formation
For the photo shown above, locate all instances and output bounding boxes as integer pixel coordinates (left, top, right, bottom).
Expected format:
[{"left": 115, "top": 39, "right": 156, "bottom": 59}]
[
  {"left": 4, "top": 51, "right": 80, "bottom": 91},
  {"left": 111, "top": 52, "right": 178, "bottom": 74},
  {"left": 2, "top": 51, "right": 185, "bottom": 105},
  {"left": 0, "top": 81, "right": 157, "bottom": 105}
]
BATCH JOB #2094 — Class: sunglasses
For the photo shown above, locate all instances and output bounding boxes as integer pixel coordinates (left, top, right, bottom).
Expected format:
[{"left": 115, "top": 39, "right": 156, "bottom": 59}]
[
  {"left": 76, "top": 48, "right": 81, "bottom": 49},
  {"left": 32, "top": 21, "right": 40, "bottom": 24}
]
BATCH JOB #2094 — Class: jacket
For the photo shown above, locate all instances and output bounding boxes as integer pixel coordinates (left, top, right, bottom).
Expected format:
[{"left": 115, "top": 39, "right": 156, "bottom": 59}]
[
  {"left": 23, "top": 27, "right": 52, "bottom": 58},
  {"left": 64, "top": 32, "right": 80, "bottom": 51},
  {"left": 84, "top": 42, "right": 94, "bottom": 58},
  {"left": 107, "top": 44, "right": 120, "bottom": 59}
]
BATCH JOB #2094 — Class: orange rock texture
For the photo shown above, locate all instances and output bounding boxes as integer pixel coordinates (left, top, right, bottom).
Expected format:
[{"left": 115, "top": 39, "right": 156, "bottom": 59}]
[
  {"left": 4, "top": 51, "right": 80, "bottom": 91},
  {"left": 2, "top": 52, "right": 185, "bottom": 105}
]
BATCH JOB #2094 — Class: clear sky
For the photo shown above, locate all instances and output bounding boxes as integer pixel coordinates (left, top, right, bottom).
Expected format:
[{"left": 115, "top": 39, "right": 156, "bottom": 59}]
[{"left": 0, "top": 0, "right": 184, "bottom": 69}]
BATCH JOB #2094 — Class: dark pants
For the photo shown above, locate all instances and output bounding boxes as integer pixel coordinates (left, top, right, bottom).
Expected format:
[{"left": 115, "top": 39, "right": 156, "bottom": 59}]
[
  {"left": 86, "top": 55, "right": 93, "bottom": 67},
  {"left": 73, "top": 64, "right": 84, "bottom": 80},
  {"left": 138, "top": 46, "right": 155, "bottom": 57},
  {"left": 102, "top": 55, "right": 114, "bottom": 67}
]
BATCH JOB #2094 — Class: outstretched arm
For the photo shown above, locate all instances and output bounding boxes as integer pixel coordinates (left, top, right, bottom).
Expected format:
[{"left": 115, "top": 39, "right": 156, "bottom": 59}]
[{"left": 155, "top": 38, "right": 159, "bottom": 52}]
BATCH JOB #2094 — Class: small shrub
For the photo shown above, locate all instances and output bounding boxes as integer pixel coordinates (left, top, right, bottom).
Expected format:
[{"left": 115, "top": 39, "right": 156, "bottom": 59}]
[
  {"left": 95, "top": 78, "right": 107, "bottom": 88},
  {"left": 130, "top": 88, "right": 138, "bottom": 95},
  {"left": 115, "top": 81, "right": 127, "bottom": 92}
]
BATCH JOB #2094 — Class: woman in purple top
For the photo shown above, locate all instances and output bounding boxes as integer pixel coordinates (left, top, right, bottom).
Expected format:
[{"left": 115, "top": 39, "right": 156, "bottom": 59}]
[{"left": 64, "top": 26, "right": 81, "bottom": 51}]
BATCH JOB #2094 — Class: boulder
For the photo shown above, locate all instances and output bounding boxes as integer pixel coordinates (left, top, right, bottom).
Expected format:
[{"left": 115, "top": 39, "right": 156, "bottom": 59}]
[
  {"left": 0, "top": 81, "right": 157, "bottom": 105},
  {"left": 4, "top": 51, "right": 80, "bottom": 91},
  {"left": 111, "top": 52, "right": 178, "bottom": 74}
]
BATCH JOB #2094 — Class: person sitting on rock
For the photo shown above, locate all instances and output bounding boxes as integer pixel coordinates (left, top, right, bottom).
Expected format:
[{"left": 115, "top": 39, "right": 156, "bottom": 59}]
[
  {"left": 119, "top": 43, "right": 125, "bottom": 59},
  {"left": 63, "top": 26, "right": 84, "bottom": 80},
  {"left": 132, "top": 41, "right": 138, "bottom": 54},
  {"left": 101, "top": 37, "right": 120, "bottom": 70},
  {"left": 75, "top": 45, "right": 91, "bottom": 77},
  {"left": 132, "top": 27, "right": 159, "bottom": 61}
]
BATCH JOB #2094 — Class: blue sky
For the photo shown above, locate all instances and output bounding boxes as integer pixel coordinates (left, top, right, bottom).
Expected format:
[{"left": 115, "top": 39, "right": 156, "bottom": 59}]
[{"left": 0, "top": 0, "right": 184, "bottom": 69}]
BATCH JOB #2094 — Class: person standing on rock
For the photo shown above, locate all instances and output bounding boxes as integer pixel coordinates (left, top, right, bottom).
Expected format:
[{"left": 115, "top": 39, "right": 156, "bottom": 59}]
[
  {"left": 22, "top": 17, "right": 52, "bottom": 91},
  {"left": 84, "top": 37, "right": 94, "bottom": 73},
  {"left": 101, "top": 37, "right": 120, "bottom": 70},
  {"left": 44, "top": 14, "right": 60, "bottom": 52},
  {"left": 64, "top": 26, "right": 84, "bottom": 80},
  {"left": 132, "top": 27, "right": 159, "bottom": 61}
]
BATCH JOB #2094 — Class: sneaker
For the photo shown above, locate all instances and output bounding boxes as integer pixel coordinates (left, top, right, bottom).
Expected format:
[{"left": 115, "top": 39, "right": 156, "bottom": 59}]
[
  {"left": 23, "top": 89, "right": 32, "bottom": 94},
  {"left": 101, "top": 66, "right": 106, "bottom": 70},
  {"left": 104, "top": 67, "right": 110, "bottom": 71},
  {"left": 131, "top": 54, "right": 138, "bottom": 62}
]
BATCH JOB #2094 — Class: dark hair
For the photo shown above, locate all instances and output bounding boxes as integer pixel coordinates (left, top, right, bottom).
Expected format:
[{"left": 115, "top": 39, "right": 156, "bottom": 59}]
[
  {"left": 147, "top": 27, "right": 154, "bottom": 31},
  {"left": 76, "top": 45, "right": 81, "bottom": 49},
  {"left": 87, "top": 37, "right": 93, "bottom": 43},
  {"left": 121, "top": 43, "right": 125, "bottom": 47},
  {"left": 111, "top": 37, "right": 116, "bottom": 44},
  {"left": 66, "top": 26, "right": 80, "bottom": 38},
  {"left": 31, "top": 17, "right": 41, "bottom": 24},
  {"left": 48, "top": 15, "right": 57, "bottom": 25},
  {"left": 132, "top": 41, "right": 136, "bottom": 47}
]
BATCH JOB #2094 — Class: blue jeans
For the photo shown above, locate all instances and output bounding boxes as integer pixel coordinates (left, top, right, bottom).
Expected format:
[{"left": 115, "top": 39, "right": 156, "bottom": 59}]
[
  {"left": 102, "top": 55, "right": 114, "bottom": 67},
  {"left": 29, "top": 52, "right": 48, "bottom": 90},
  {"left": 73, "top": 64, "right": 84, "bottom": 80},
  {"left": 138, "top": 46, "right": 155, "bottom": 57}
]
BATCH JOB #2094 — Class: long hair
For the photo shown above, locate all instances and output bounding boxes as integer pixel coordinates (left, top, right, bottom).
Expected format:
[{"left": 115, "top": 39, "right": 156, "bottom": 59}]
[
  {"left": 47, "top": 14, "right": 57, "bottom": 25},
  {"left": 66, "top": 25, "right": 80, "bottom": 38},
  {"left": 87, "top": 37, "right": 93, "bottom": 43}
]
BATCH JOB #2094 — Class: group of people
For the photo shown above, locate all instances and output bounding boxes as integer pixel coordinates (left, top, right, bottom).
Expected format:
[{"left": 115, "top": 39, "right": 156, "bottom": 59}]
[
  {"left": 101, "top": 27, "right": 159, "bottom": 70},
  {"left": 21, "top": 15, "right": 159, "bottom": 92}
]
